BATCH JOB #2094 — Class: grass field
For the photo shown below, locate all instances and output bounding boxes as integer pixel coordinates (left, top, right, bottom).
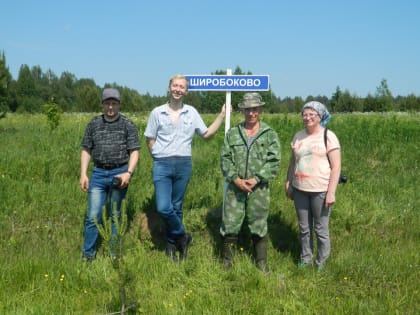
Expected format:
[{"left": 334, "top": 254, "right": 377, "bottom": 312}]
[{"left": 0, "top": 112, "right": 419, "bottom": 314}]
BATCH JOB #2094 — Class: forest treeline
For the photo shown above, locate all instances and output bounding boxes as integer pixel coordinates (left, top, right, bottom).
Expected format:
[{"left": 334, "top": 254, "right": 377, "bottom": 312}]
[{"left": 1, "top": 52, "right": 419, "bottom": 114}]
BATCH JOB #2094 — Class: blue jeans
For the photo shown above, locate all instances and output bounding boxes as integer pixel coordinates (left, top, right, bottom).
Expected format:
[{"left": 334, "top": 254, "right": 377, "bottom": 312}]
[
  {"left": 82, "top": 165, "right": 128, "bottom": 258},
  {"left": 153, "top": 157, "right": 192, "bottom": 244}
]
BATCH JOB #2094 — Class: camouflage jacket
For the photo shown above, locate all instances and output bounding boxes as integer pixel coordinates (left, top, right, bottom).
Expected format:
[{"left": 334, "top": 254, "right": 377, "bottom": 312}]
[{"left": 221, "top": 121, "right": 281, "bottom": 184}]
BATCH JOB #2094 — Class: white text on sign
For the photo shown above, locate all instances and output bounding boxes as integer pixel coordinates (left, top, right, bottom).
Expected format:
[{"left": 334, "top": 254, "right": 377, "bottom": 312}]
[{"left": 185, "top": 75, "right": 270, "bottom": 91}]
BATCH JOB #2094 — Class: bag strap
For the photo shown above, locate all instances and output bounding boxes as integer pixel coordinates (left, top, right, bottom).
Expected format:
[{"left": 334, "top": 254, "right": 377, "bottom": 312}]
[{"left": 324, "top": 128, "right": 331, "bottom": 166}]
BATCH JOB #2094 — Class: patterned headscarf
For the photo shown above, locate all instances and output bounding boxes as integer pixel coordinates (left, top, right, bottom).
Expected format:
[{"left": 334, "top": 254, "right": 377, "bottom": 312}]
[{"left": 302, "top": 101, "right": 332, "bottom": 127}]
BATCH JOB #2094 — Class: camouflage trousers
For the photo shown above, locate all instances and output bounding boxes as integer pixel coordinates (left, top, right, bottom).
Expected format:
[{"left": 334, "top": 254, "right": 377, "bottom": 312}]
[{"left": 220, "top": 182, "right": 270, "bottom": 237}]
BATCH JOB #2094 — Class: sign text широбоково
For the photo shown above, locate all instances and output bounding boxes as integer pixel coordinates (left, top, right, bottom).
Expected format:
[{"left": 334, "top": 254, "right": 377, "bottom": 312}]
[{"left": 185, "top": 75, "right": 270, "bottom": 91}]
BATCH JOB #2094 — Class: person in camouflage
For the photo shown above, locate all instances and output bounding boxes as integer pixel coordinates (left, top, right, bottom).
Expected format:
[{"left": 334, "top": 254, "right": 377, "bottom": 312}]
[{"left": 220, "top": 92, "right": 281, "bottom": 272}]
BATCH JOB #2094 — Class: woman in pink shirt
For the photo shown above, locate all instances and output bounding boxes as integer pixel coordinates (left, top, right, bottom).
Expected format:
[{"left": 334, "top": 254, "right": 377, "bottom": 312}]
[{"left": 285, "top": 101, "right": 341, "bottom": 270}]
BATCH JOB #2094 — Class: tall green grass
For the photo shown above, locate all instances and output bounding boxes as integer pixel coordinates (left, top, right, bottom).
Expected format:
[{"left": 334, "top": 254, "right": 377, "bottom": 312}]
[{"left": 0, "top": 112, "right": 418, "bottom": 314}]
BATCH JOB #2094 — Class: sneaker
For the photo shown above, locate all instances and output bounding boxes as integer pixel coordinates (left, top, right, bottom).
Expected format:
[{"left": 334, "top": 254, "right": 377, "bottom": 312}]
[
  {"left": 82, "top": 255, "right": 95, "bottom": 263},
  {"left": 165, "top": 242, "right": 178, "bottom": 262},
  {"left": 297, "top": 261, "right": 310, "bottom": 269}
]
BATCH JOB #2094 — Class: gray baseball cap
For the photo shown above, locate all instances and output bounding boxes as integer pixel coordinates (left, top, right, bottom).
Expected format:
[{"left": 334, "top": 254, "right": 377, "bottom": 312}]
[
  {"left": 238, "top": 92, "right": 265, "bottom": 109},
  {"left": 102, "top": 88, "right": 120, "bottom": 102}
]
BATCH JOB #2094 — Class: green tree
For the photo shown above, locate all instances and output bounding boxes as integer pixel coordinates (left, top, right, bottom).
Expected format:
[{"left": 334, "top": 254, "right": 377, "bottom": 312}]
[
  {"left": 120, "top": 87, "right": 145, "bottom": 112},
  {"left": 363, "top": 93, "right": 381, "bottom": 112},
  {"left": 268, "top": 94, "right": 287, "bottom": 113},
  {"left": 375, "top": 79, "right": 394, "bottom": 111},
  {"left": 142, "top": 93, "right": 167, "bottom": 111},
  {"left": 57, "top": 71, "right": 76, "bottom": 111},
  {"left": 16, "top": 64, "right": 43, "bottom": 112},
  {"left": 330, "top": 86, "right": 342, "bottom": 112},
  {"left": 184, "top": 91, "right": 203, "bottom": 112},
  {"left": 39, "top": 69, "right": 59, "bottom": 104},
  {"left": 397, "top": 94, "right": 420, "bottom": 112},
  {"left": 197, "top": 90, "right": 226, "bottom": 113},
  {"left": 291, "top": 96, "right": 304, "bottom": 113},
  {"left": 74, "top": 80, "right": 100, "bottom": 112},
  {"left": 6, "top": 80, "right": 18, "bottom": 112},
  {"left": 334, "top": 90, "right": 362, "bottom": 112},
  {"left": 0, "top": 51, "right": 12, "bottom": 114},
  {"left": 42, "top": 101, "right": 62, "bottom": 130},
  {"left": 29, "top": 65, "right": 54, "bottom": 105}
]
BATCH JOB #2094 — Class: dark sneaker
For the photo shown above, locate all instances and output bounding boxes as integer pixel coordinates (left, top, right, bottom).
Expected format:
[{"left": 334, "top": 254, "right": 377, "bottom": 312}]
[
  {"left": 165, "top": 242, "right": 178, "bottom": 262},
  {"left": 177, "top": 233, "right": 192, "bottom": 261},
  {"left": 82, "top": 255, "right": 95, "bottom": 263}
]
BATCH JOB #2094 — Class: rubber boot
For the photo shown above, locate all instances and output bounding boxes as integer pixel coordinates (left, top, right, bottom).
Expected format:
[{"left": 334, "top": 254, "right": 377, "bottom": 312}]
[
  {"left": 252, "top": 234, "right": 269, "bottom": 274},
  {"left": 222, "top": 235, "right": 238, "bottom": 269}
]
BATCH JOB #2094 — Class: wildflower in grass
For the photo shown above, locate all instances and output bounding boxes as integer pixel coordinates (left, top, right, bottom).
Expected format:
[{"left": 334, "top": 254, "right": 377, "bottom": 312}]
[
  {"left": 240, "top": 247, "right": 244, "bottom": 252},
  {"left": 167, "top": 303, "right": 173, "bottom": 308},
  {"left": 44, "top": 274, "right": 49, "bottom": 280},
  {"left": 60, "top": 274, "right": 65, "bottom": 282},
  {"left": 84, "top": 289, "right": 88, "bottom": 294},
  {"left": 343, "top": 276, "right": 348, "bottom": 281}
]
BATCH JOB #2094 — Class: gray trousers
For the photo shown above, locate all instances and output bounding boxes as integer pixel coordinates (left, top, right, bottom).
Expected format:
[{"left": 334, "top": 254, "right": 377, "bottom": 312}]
[{"left": 293, "top": 188, "right": 331, "bottom": 267}]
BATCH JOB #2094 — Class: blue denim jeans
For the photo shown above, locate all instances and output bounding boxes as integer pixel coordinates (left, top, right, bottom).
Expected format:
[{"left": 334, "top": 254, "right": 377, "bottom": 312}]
[
  {"left": 82, "top": 165, "right": 128, "bottom": 258},
  {"left": 152, "top": 157, "right": 192, "bottom": 244}
]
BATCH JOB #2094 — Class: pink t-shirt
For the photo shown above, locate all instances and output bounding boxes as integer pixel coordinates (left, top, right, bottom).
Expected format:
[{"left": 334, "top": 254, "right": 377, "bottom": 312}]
[{"left": 291, "top": 128, "right": 340, "bottom": 192}]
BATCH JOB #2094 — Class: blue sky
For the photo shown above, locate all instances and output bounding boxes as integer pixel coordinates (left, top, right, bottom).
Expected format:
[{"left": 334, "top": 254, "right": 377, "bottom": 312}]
[{"left": 2, "top": 0, "right": 419, "bottom": 98}]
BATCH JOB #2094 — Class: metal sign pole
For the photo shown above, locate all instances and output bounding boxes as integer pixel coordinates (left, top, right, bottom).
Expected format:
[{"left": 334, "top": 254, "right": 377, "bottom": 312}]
[
  {"left": 224, "top": 68, "right": 232, "bottom": 135},
  {"left": 223, "top": 68, "right": 232, "bottom": 212}
]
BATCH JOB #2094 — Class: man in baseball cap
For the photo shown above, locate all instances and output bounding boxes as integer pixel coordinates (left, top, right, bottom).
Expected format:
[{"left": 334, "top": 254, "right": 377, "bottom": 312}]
[{"left": 79, "top": 87, "right": 140, "bottom": 262}]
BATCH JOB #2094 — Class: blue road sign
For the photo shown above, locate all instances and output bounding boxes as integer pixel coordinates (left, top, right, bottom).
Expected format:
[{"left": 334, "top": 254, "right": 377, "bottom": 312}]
[{"left": 185, "top": 75, "right": 270, "bottom": 91}]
